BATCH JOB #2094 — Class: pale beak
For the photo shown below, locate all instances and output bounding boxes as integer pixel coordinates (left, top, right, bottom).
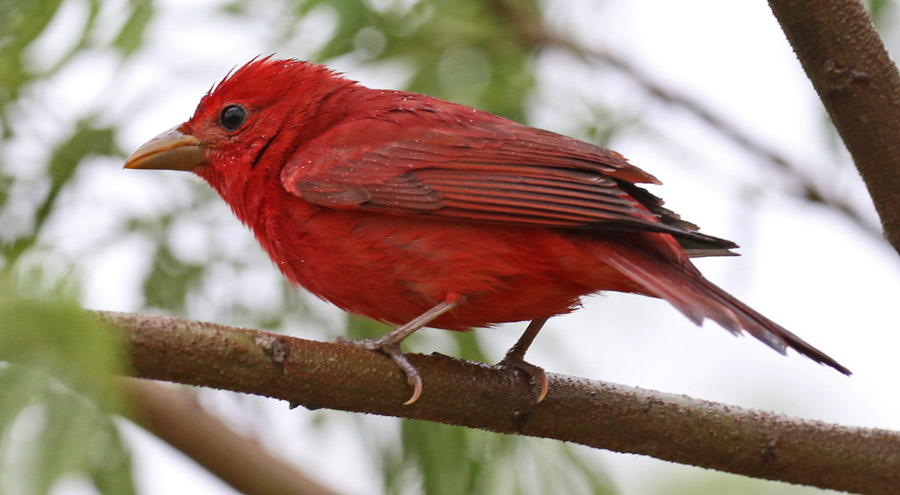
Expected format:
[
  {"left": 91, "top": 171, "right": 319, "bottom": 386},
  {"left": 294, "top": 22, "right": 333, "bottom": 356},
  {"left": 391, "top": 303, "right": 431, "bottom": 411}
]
[{"left": 123, "top": 124, "right": 207, "bottom": 171}]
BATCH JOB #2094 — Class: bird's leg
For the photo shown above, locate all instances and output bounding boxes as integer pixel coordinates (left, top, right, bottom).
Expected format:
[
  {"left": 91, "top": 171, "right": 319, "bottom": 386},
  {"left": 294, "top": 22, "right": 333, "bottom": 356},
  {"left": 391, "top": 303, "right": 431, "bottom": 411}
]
[
  {"left": 498, "top": 317, "right": 549, "bottom": 402},
  {"left": 342, "top": 298, "right": 459, "bottom": 405}
]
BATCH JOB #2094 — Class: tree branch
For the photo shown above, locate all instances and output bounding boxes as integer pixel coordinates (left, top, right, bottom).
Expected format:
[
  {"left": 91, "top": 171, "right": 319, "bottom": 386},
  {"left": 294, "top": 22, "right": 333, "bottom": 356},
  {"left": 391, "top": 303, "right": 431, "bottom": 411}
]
[
  {"left": 121, "top": 379, "right": 337, "bottom": 495},
  {"left": 768, "top": 0, "right": 900, "bottom": 255},
  {"left": 97, "top": 311, "right": 900, "bottom": 494}
]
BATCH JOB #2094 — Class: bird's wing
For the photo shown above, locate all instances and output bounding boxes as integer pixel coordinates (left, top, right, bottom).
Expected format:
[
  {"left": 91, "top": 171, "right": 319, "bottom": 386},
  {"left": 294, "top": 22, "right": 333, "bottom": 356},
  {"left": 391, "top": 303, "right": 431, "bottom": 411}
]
[{"left": 280, "top": 96, "right": 735, "bottom": 251}]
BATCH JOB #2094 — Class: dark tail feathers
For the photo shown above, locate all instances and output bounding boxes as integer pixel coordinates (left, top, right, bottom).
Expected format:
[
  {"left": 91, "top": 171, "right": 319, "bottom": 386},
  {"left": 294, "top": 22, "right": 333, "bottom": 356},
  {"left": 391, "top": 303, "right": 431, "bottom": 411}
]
[{"left": 606, "top": 248, "right": 851, "bottom": 375}]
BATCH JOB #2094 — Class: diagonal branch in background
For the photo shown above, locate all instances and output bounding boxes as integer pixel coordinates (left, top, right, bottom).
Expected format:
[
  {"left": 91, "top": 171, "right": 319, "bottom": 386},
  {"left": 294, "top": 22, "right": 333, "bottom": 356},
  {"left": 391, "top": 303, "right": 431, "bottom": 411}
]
[
  {"left": 488, "top": 0, "right": 882, "bottom": 241},
  {"left": 122, "top": 379, "right": 337, "bottom": 495},
  {"left": 97, "top": 311, "right": 900, "bottom": 495},
  {"left": 562, "top": 46, "right": 881, "bottom": 237},
  {"left": 768, "top": 0, "right": 900, "bottom": 256}
]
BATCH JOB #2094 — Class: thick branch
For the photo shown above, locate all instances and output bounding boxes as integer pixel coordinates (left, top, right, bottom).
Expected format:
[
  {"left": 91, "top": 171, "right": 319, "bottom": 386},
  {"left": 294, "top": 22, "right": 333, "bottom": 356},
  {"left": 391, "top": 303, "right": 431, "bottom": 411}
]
[
  {"left": 769, "top": 0, "right": 900, "bottom": 254},
  {"left": 97, "top": 311, "right": 900, "bottom": 494}
]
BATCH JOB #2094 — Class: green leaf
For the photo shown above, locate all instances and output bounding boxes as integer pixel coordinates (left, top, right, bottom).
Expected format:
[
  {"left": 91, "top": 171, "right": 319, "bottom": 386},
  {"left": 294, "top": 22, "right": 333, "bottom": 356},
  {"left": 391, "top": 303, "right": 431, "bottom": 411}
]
[
  {"left": 0, "top": 0, "right": 63, "bottom": 108},
  {"left": 113, "top": 0, "right": 155, "bottom": 56},
  {"left": 0, "top": 173, "right": 13, "bottom": 211},
  {"left": 385, "top": 420, "right": 616, "bottom": 495},
  {"left": 866, "top": 0, "right": 894, "bottom": 25},
  {"left": 2, "top": 122, "right": 117, "bottom": 268},
  {"left": 0, "top": 366, "right": 135, "bottom": 495},
  {"left": 142, "top": 243, "right": 204, "bottom": 312},
  {"left": 281, "top": 0, "right": 537, "bottom": 120},
  {"left": 0, "top": 275, "right": 134, "bottom": 495},
  {"left": 0, "top": 277, "right": 124, "bottom": 408}
]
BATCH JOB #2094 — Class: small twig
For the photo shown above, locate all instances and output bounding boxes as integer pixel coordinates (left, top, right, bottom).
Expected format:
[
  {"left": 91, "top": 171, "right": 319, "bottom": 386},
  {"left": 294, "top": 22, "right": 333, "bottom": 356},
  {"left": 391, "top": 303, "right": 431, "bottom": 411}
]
[{"left": 97, "top": 311, "right": 900, "bottom": 494}]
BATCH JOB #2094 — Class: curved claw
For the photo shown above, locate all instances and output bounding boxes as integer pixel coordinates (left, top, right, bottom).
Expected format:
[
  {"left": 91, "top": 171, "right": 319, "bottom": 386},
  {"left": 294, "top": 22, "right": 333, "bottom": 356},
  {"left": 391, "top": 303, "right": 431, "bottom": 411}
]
[
  {"left": 383, "top": 345, "right": 424, "bottom": 405},
  {"left": 499, "top": 356, "right": 549, "bottom": 403},
  {"left": 403, "top": 375, "right": 423, "bottom": 406},
  {"left": 535, "top": 370, "right": 549, "bottom": 403},
  {"left": 339, "top": 336, "right": 424, "bottom": 405},
  {"left": 334, "top": 299, "right": 461, "bottom": 405}
]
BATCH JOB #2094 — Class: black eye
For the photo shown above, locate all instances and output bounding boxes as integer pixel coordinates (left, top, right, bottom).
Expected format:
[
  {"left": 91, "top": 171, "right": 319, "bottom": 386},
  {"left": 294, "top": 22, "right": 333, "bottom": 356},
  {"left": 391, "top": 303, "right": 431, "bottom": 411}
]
[{"left": 219, "top": 104, "right": 247, "bottom": 131}]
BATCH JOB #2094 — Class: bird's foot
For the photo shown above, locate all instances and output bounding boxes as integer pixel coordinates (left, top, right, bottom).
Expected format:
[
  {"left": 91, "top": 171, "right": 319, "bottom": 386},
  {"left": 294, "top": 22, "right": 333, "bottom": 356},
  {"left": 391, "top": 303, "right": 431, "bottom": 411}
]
[
  {"left": 335, "top": 299, "right": 460, "bottom": 405},
  {"left": 498, "top": 354, "right": 548, "bottom": 403},
  {"left": 337, "top": 336, "right": 423, "bottom": 405}
]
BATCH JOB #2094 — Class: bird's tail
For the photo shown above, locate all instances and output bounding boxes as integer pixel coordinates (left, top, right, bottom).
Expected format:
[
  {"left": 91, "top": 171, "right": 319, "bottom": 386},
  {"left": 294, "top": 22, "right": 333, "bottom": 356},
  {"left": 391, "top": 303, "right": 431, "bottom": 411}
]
[{"left": 603, "top": 244, "right": 851, "bottom": 375}]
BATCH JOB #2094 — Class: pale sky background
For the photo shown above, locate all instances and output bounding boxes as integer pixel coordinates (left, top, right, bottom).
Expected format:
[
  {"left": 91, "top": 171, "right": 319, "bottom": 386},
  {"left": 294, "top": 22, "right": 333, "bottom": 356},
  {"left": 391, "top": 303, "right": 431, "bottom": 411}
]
[{"left": 14, "top": 0, "right": 900, "bottom": 493}]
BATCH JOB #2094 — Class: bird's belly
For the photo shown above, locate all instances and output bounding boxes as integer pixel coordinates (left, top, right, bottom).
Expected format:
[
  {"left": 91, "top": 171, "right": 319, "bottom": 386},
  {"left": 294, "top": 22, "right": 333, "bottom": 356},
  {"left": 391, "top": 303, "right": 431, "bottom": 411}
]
[{"left": 264, "top": 209, "right": 643, "bottom": 330}]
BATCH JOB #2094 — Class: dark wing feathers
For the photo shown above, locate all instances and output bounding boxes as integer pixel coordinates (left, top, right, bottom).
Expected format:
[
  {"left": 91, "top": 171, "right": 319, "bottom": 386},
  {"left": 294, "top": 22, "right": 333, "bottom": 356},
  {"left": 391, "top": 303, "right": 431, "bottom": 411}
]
[
  {"left": 281, "top": 97, "right": 736, "bottom": 255},
  {"left": 418, "top": 169, "right": 648, "bottom": 225}
]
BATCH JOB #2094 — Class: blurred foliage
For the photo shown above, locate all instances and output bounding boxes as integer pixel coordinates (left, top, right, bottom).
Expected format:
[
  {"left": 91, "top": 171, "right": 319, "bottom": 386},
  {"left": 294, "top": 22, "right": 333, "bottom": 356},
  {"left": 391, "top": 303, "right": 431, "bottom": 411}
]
[
  {"left": 384, "top": 421, "right": 615, "bottom": 495},
  {"left": 649, "top": 469, "right": 844, "bottom": 495},
  {"left": 1, "top": 121, "right": 116, "bottom": 267},
  {"left": 227, "top": 0, "right": 539, "bottom": 121},
  {"left": 867, "top": 0, "right": 897, "bottom": 26},
  {"left": 143, "top": 239, "right": 204, "bottom": 313},
  {"left": 0, "top": 0, "right": 62, "bottom": 124},
  {"left": 113, "top": 0, "right": 154, "bottom": 56},
  {"left": 0, "top": 0, "right": 594, "bottom": 492},
  {"left": 1, "top": 1, "right": 151, "bottom": 493},
  {"left": 0, "top": 0, "right": 151, "bottom": 131},
  {"left": 0, "top": 0, "right": 878, "bottom": 493},
  {"left": 0, "top": 273, "right": 133, "bottom": 494}
]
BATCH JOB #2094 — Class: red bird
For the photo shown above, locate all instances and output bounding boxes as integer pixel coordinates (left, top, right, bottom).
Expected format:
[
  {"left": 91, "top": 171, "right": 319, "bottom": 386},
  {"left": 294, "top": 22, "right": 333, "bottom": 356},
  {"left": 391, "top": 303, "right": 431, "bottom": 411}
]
[{"left": 125, "top": 58, "right": 849, "bottom": 404}]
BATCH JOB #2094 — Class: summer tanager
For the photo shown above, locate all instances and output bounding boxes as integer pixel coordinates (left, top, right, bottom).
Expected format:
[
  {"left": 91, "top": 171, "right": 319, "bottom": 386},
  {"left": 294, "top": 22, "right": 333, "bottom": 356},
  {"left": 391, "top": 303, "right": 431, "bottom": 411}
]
[{"left": 125, "top": 58, "right": 849, "bottom": 404}]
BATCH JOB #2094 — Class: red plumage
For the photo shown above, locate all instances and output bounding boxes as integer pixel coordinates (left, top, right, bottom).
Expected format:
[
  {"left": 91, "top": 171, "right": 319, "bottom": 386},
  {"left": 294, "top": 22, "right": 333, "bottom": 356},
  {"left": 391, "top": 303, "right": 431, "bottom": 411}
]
[{"left": 126, "top": 58, "right": 849, "bottom": 402}]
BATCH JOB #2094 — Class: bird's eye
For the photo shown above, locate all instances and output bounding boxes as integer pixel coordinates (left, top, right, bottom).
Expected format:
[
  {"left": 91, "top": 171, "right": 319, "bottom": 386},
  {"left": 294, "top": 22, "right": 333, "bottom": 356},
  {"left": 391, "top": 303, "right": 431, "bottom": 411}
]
[{"left": 219, "top": 104, "right": 247, "bottom": 131}]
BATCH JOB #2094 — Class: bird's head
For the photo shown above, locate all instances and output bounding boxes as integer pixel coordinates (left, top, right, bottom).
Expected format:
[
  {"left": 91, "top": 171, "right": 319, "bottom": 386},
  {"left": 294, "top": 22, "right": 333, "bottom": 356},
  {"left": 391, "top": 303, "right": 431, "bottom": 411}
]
[{"left": 124, "top": 57, "right": 355, "bottom": 200}]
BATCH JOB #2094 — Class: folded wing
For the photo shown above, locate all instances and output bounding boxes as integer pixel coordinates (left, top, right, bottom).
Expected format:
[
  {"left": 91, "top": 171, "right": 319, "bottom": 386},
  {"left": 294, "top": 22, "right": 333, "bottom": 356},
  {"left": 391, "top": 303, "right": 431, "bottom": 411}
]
[{"left": 280, "top": 94, "right": 736, "bottom": 255}]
